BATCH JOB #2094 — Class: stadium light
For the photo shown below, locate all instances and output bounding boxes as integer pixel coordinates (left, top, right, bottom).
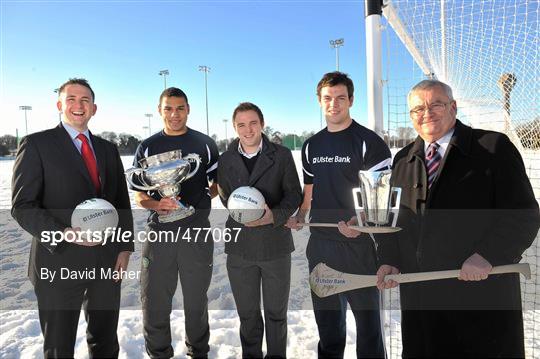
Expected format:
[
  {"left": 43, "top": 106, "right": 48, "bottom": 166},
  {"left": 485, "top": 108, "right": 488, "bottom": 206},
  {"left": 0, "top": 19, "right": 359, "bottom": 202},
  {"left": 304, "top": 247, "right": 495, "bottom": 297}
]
[
  {"left": 223, "top": 119, "right": 228, "bottom": 143},
  {"left": 19, "top": 105, "right": 32, "bottom": 135},
  {"left": 144, "top": 113, "right": 153, "bottom": 136},
  {"left": 199, "top": 65, "right": 211, "bottom": 135},
  {"left": 329, "top": 38, "right": 344, "bottom": 71},
  {"left": 159, "top": 69, "right": 169, "bottom": 89},
  {"left": 54, "top": 88, "right": 62, "bottom": 121}
]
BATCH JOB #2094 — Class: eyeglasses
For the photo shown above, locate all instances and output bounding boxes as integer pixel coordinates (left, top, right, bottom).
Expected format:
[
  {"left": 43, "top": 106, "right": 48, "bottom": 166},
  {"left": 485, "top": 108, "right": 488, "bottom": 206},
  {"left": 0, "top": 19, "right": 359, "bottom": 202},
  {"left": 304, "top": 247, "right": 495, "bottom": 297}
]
[{"left": 409, "top": 102, "right": 452, "bottom": 117}]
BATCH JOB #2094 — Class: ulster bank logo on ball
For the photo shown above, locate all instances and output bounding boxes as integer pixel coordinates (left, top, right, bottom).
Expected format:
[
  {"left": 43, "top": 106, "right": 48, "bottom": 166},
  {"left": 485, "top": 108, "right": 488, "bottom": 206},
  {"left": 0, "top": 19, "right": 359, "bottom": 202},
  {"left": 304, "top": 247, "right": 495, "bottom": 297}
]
[
  {"left": 227, "top": 186, "right": 266, "bottom": 224},
  {"left": 71, "top": 198, "right": 119, "bottom": 239}
]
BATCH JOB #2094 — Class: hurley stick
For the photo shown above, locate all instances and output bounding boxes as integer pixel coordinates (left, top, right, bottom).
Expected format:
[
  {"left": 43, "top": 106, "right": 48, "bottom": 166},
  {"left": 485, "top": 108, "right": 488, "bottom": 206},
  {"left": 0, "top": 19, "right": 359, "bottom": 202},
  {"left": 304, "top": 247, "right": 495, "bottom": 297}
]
[
  {"left": 310, "top": 262, "right": 531, "bottom": 298},
  {"left": 298, "top": 222, "right": 401, "bottom": 234}
]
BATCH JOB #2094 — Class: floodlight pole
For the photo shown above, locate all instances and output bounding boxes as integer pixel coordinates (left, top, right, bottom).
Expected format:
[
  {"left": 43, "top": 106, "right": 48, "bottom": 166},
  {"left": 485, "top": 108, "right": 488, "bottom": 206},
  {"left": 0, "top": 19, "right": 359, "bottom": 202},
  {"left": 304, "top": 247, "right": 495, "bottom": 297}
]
[
  {"left": 223, "top": 119, "right": 228, "bottom": 143},
  {"left": 54, "top": 88, "right": 62, "bottom": 121},
  {"left": 159, "top": 70, "right": 169, "bottom": 89},
  {"left": 199, "top": 65, "right": 211, "bottom": 135},
  {"left": 19, "top": 105, "right": 32, "bottom": 135},
  {"left": 329, "top": 38, "right": 344, "bottom": 71},
  {"left": 144, "top": 113, "right": 153, "bottom": 136},
  {"left": 365, "top": 0, "right": 384, "bottom": 137}
]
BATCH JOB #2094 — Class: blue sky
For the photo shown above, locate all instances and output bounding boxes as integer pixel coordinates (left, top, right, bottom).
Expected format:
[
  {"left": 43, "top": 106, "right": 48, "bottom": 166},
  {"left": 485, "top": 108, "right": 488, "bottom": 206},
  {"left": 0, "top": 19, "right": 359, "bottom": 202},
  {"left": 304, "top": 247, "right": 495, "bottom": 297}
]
[{"left": 1, "top": 0, "right": 391, "bottom": 140}]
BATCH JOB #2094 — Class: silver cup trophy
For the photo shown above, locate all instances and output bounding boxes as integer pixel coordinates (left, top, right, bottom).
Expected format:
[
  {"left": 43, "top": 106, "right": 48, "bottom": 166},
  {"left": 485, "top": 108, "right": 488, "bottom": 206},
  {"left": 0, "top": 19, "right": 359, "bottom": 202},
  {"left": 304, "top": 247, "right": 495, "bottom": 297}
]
[
  {"left": 126, "top": 150, "right": 201, "bottom": 223},
  {"left": 351, "top": 170, "right": 402, "bottom": 233}
]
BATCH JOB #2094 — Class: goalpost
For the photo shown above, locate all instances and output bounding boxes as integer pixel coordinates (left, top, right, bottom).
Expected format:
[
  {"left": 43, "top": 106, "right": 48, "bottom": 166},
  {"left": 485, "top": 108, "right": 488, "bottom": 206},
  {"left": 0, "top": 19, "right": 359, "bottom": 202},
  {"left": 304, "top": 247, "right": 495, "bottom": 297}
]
[
  {"left": 380, "top": 0, "right": 539, "bottom": 153},
  {"left": 364, "top": 0, "right": 539, "bottom": 357}
]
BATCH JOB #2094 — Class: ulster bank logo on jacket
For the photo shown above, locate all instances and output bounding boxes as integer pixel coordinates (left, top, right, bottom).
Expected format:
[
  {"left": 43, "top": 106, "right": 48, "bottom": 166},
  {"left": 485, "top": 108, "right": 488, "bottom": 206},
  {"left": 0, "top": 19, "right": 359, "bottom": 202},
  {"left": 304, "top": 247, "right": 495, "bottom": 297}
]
[{"left": 312, "top": 155, "right": 351, "bottom": 164}]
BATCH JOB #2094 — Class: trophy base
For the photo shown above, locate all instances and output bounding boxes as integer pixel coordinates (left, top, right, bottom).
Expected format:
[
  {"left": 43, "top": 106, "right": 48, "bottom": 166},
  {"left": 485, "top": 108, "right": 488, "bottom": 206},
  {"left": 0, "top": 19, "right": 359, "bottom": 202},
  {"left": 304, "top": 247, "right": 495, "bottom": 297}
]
[
  {"left": 354, "top": 226, "right": 402, "bottom": 234},
  {"left": 158, "top": 206, "right": 195, "bottom": 223}
]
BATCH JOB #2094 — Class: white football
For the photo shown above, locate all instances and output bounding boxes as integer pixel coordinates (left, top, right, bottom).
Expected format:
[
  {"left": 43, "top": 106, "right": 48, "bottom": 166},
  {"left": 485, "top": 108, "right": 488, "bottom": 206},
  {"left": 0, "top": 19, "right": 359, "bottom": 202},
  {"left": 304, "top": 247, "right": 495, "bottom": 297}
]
[
  {"left": 227, "top": 186, "right": 266, "bottom": 224},
  {"left": 71, "top": 198, "right": 119, "bottom": 234}
]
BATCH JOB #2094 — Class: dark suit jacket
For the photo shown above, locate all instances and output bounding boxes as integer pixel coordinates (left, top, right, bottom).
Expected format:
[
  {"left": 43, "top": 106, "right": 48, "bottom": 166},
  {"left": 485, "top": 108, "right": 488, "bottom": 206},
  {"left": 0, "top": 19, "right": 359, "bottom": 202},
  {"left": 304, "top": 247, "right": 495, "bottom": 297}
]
[
  {"left": 217, "top": 135, "right": 302, "bottom": 261},
  {"left": 377, "top": 120, "right": 539, "bottom": 310},
  {"left": 378, "top": 121, "right": 540, "bottom": 309},
  {"left": 11, "top": 123, "right": 134, "bottom": 285}
]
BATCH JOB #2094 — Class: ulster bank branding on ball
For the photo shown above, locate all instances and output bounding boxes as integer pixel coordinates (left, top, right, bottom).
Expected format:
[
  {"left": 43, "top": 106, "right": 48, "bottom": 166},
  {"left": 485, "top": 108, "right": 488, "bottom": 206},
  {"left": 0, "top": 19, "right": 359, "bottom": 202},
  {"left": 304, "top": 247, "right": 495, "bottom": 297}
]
[
  {"left": 71, "top": 198, "right": 119, "bottom": 233},
  {"left": 227, "top": 187, "right": 266, "bottom": 224}
]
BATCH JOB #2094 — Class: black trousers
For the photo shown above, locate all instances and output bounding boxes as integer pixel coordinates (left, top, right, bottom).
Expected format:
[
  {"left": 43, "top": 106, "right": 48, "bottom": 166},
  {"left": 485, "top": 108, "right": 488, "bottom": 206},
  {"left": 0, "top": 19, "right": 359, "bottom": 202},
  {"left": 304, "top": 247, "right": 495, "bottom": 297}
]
[
  {"left": 227, "top": 253, "right": 291, "bottom": 358},
  {"left": 141, "top": 226, "right": 214, "bottom": 359},
  {"left": 307, "top": 236, "right": 386, "bottom": 359},
  {"left": 34, "top": 243, "right": 121, "bottom": 359},
  {"left": 401, "top": 309, "right": 525, "bottom": 358}
]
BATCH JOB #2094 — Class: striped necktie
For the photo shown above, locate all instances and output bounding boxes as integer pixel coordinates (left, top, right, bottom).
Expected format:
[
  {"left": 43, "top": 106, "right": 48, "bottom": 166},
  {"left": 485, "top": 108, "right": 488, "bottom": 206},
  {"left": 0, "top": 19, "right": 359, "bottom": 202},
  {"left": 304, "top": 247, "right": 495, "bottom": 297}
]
[{"left": 425, "top": 142, "right": 441, "bottom": 188}]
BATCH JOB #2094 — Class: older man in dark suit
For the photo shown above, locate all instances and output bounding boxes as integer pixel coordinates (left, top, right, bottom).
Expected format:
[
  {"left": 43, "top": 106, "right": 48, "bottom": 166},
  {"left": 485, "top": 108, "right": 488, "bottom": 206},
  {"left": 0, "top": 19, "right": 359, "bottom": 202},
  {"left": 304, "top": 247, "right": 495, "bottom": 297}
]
[
  {"left": 374, "top": 79, "right": 539, "bottom": 358},
  {"left": 11, "top": 78, "right": 134, "bottom": 358}
]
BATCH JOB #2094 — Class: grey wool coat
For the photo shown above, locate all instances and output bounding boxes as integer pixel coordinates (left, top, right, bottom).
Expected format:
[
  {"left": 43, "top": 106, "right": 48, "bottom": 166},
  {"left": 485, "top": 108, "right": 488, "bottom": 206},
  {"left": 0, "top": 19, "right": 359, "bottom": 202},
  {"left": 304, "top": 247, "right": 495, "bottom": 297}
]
[{"left": 217, "top": 135, "right": 302, "bottom": 261}]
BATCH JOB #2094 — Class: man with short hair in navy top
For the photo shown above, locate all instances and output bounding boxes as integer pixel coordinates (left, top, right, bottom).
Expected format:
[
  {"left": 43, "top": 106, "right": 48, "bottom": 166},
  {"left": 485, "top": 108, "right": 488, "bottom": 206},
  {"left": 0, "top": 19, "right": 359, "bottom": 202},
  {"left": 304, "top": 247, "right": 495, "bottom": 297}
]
[
  {"left": 131, "top": 87, "right": 219, "bottom": 359},
  {"left": 288, "top": 72, "right": 390, "bottom": 358}
]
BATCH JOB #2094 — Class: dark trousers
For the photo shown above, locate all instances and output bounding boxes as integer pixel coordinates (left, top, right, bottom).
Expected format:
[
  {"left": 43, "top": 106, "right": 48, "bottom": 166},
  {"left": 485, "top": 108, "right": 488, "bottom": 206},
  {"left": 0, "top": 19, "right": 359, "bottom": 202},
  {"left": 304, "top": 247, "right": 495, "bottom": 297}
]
[
  {"left": 141, "top": 228, "right": 214, "bottom": 359},
  {"left": 34, "top": 244, "right": 121, "bottom": 359},
  {"left": 307, "top": 236, "right": 385, "bottom": 359},
  {"left": 401, "top": 309, "right": 525, "bottom": 358},
  {"left": 227, "top": 253, "right": 291, "bottom": 359}
]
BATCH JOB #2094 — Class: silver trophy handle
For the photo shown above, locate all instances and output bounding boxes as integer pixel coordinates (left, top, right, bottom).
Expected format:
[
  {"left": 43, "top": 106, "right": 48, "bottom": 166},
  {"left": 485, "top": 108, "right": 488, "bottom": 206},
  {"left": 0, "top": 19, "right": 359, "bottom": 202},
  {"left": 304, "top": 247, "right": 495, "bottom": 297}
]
[
  {"left": 183, "top": 153, "right": 201, "bottom": 181},
  {"left": 125, "top": 167, "right": 159, "bottom": 191},
  {"left": 390, "top": 187, "right": 401, "bottom": 227},
  {"left": 352, "top": 187, "right": 365, "bottom": 227}
]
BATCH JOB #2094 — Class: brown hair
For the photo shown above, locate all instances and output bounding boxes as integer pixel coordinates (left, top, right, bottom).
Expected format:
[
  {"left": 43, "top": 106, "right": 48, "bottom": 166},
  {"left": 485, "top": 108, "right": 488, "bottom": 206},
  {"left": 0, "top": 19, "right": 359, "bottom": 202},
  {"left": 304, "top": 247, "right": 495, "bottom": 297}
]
[
  {"left": 232, "top": 102, "right": 264, "bottom": 125},
  {"left": 316, "top": 71, "right": 354, "bottom": 99},
  {"left": 58, "top": 78, "right": 95, "bottom": 101}
]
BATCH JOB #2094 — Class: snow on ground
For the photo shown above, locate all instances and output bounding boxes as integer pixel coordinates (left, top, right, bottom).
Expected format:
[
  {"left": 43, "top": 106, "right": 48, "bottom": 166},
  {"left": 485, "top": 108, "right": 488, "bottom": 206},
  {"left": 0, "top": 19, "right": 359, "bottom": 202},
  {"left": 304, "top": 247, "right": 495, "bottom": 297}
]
[{"left": 1, "top": 153, "right": 538, "bottom": 358}]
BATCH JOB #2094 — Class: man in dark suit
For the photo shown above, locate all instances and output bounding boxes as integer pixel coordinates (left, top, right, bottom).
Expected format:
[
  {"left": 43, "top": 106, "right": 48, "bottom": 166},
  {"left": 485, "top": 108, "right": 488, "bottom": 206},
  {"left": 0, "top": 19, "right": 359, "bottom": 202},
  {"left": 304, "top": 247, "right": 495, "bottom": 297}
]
[
  {"left": 375, "top": 79, "right": 539, "bottom": 357},
  {"left": 217, "top": 102, "right": 302, "bottom": 358},
  {"left": 11, "top": 78, "right": 134, "bottom": 358}
]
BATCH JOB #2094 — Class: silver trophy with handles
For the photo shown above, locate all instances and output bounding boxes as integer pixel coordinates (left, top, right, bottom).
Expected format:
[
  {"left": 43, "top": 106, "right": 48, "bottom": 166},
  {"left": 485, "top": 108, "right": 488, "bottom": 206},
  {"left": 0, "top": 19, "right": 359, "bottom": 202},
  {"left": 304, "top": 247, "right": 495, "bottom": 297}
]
[
  {"left": 351, "top": 170, "right": 401, "bottom": 233},
  {"left": 126, "top": 149, "right": 201, "bottom": 223}
]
